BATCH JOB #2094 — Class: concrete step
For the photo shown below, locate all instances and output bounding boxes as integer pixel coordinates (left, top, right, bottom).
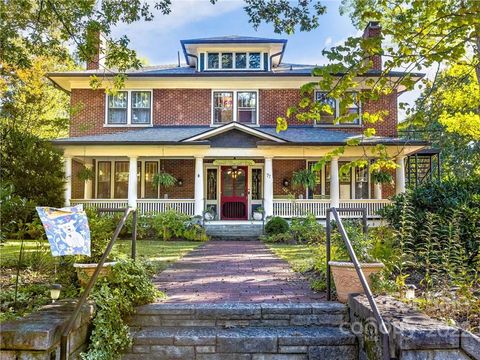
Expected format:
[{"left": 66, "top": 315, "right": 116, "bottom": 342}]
[
  {"left": 204, "top": 223, "right": 264, "bottom": 238},
  {"left": 123, "top": 326, "right": 357, "bottom": 360},
  {"left": 128, "top": 302, "right": 348, "bottom": 328}
]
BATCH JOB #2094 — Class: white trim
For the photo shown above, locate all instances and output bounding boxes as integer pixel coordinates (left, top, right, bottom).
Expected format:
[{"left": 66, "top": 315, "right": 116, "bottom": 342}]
[
  {"left": 183, "top": 122, "right": 285, "bottom": 143},
  {"left": 104, "top": 90, "right": 153, "bottom": 127},
  {"left": 313, "top": 90, "right": 362, "bottom": 127},
  {"left": 204, "top": 52, "right": 264, "bottom": 71},
  {"left": 210, "top": 89, "right": 260, "bottom": 126}
]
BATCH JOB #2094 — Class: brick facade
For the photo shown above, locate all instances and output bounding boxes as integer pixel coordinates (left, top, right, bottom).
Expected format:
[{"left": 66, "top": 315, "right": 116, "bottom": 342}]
[
  {"left": 160, "top": 159, "right": 195, "bottom": 199},
  {"left": 70, "top": 88, "right": 398, "bottom": 137},
  {"left": 272, "top": 160, "right": 306, "bottom": 197}
]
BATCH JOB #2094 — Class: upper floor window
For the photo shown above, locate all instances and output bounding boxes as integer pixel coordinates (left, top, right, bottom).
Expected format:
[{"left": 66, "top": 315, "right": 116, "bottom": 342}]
[
  {"left": 206, "top": 52, "right": 262, "bottom": 70},
  {"left": 106, "top": 90, "right": 152, "bottom": 126},
  {"left": 314, "top": 91, "right": 361, "bottom": 126},
  {"left": 212, "top": 90, "right": 258, "bottom": 125}
]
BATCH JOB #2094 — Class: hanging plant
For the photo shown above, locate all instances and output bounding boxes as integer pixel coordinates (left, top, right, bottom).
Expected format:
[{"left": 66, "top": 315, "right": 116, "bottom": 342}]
[
  {"left": 77, "top": 166, "right": 95, "bottom": 182},
  {"left": 371, "top": 169, "right": 393, "bottom": 184},
  {"left": 292, "top": 169, "right": 317, "bottom": 190},
  {"left": 153, "top": 171, "right": 177, "bottom": 188}
]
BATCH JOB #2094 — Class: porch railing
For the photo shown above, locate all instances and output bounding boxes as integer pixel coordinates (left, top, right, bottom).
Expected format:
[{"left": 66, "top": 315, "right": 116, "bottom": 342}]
[
  {"left": 272, "top": 199, "right": 390, "bottom": 218},
  {"left": 71, "top": 199, "right": 195, "bottom": 216}
]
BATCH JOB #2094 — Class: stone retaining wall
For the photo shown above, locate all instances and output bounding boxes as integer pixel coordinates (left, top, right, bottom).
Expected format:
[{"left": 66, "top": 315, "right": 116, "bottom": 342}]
[
  {"left": 348, "top": 294, "right": 480, "bottom": 360},
  {"left": 0, "top": 300, "right": 95, "bottom": 360}
]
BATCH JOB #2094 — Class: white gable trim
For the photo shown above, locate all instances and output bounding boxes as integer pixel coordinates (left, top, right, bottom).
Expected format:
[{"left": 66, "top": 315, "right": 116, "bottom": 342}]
[{"left": 181, "top": 122, "right": 286, "bottom": 143}]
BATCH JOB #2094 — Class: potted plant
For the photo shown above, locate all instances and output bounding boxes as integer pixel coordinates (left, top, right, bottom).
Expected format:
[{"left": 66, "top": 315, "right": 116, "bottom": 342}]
[
  {"left": 77, "top": 166, "right": 95, "bottom": 182},
  {"left": 328, "top": 220, "right": 384, "bottom": 302},
  {"left": 253, "top": 206, "right": 264, "bottom": 220},
  {"left": 73, "top": 210, "right": 117, "bottom": 287},
  {"left": 203, "top": 206, "right": 216, "bottom": 221},
  {"left": 153, "top": 171, "right": 177, "bottom": 197},
  {"left": 292, "top": 169, "right": 316, "bottom": 198},
  {"left": 371, "top": 169, "right": 393, "bottom": 184}
]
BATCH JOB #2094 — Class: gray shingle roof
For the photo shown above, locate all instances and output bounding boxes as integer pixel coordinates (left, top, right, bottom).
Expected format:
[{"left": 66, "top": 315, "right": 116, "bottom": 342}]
[{"left": 52, "top": 126, "right": 428, "bottom": 146}]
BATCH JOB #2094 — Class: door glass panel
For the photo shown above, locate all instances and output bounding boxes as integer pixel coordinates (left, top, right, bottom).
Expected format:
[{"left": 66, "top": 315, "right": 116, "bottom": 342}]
[
  {"left": 97, "top": 161, "right": 111, "bottom": 198},
  {"left": 251, "top": 168, "right": 262, "bottom": 200},
  {"left": 207, "top": 168, "right": 218, "bottom": 200},
  {"left": 223, "top": 167, "right": 246, "bottom": 197},
  {"left": 114, "top": 161, "right": 129, "bottom": 199}
]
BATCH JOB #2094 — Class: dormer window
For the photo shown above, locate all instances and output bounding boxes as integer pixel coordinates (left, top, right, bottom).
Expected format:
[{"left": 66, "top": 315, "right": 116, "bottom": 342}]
[{"left": 206, "top": 52, "right": 263, "bottom": 71}]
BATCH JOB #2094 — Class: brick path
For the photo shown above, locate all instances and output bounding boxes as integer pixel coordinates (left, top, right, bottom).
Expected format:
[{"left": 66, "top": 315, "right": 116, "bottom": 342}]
[{"left": 153, "top": 240, "right": 325, "bottom": 303}]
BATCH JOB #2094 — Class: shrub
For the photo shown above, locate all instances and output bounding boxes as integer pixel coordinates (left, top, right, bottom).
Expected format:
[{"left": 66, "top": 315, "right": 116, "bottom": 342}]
[
  {"left": 331, "top": 220, "right": 376, "bottom": 263},
  {"left": 265, "top": 217, "right": 289, "bottom": 236},
  {"left": 82, "top": 259, "right": 162, "bottom": 360},
  {"left": 290, "top": 214, "right": 324, "bottom": 243},
  {"left": 0, "top": 183, "right": 36, "bottom": 239},
  {"left": 151, "top": 210, "right": 190, "bottom": 241}
]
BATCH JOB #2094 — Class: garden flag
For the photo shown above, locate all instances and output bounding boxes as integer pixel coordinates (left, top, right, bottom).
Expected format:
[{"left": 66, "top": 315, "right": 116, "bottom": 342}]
[{"left": 36, "top": 205, "right": 91, "bottom": 256}]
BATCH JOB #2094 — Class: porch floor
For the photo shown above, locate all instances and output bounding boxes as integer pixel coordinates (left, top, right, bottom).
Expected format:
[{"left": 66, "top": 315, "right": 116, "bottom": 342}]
[{"left": 153, "top": 240, "right": 325, "bottom": 303}]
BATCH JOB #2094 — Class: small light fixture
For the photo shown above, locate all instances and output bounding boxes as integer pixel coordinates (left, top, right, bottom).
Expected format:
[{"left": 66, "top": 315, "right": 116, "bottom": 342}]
[
  {"left": 177, "top": 179, "right": 183, "bottom": 186},
  {"left": 405, "top": 284, "right": 417, "bottom": 300},
  {"left": 50, "top": 284, "right": 62, "bottom": 303},
  {"left": 282, "top": 178, "right": 290, "bottom": 187}
]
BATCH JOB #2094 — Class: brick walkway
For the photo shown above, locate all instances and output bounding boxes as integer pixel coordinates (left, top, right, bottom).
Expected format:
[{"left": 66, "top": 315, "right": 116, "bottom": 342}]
[{"left": 153, "top": 240, "right": 325, "bottom": 303}]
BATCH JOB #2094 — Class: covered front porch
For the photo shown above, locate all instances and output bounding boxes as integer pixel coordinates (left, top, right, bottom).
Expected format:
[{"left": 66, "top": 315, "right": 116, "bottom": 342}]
[{"left": 65, "top": 155, "right": 407, "bottom": 220}]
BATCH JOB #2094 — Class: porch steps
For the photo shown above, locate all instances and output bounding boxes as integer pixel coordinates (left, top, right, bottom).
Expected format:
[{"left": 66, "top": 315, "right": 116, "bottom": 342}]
[
  {"left": 204, "top": 222, "right": 264, "bottom": 240},
  {"left": 123, "top": 302, "right": 358, "bottom": 360}
]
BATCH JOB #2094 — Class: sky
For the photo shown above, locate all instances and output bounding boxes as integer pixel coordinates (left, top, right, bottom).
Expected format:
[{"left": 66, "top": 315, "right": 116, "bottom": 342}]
[{"left": 112, "top": 0, "right": 419, "bottom": 120}]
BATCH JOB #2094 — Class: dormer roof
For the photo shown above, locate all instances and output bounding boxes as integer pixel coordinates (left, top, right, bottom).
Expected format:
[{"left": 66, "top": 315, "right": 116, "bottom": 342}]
[{"left": 180, "top": 35, "right": 287, "bottom": 68}]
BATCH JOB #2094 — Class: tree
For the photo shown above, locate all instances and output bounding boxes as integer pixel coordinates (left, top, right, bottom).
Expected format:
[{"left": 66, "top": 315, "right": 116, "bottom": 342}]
[
  {"left": 1, "top": 0, "right": 325, "bottom": 74},
  {"left": 402, "top": 63, "right": 480, "bottom": 177},
  {"left": 1, "top": 56, "right": 73, "bottom": 139}
]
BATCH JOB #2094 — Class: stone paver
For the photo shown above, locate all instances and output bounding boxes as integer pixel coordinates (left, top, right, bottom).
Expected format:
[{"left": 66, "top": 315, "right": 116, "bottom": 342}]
[{"left": 153, "top": 240, "right": 325, "bottom": 303}]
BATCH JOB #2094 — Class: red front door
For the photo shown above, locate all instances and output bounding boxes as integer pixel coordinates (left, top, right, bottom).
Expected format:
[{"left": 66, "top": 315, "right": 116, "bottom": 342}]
[{"left": 221, "top": 166, "right": 248, "bottom": 220}]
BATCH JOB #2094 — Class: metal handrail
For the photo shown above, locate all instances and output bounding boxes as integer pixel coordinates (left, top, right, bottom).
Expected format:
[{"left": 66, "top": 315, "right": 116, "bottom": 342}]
[
  {"left": 60, "top": 207, "right": 137, "bottom": 360},
  {"left": 326, "top": 207, "right": 392, "bottom": 360}
]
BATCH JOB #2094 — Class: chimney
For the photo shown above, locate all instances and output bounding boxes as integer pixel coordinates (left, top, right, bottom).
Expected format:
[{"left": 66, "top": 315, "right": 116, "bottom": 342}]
[
  {"left": 362, "top": 21, "right": 382, "bottom": 71},
  {"left": 86, "top": 30, "right": 105, "bottom": 70}
]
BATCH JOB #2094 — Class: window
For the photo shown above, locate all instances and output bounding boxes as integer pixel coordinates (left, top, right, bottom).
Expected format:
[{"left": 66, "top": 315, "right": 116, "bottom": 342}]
[
  {"left": 131, "top": 91, "right": 151, "bottom": 124},
  {"left": 206, "top": 52, "right": 263, "bottom": 70},
  {"left": 339, "top": 161, "right": 352, "bottom": 199},
  {"left": 97, "top": 162, "right": 111, "bottom": 198},
  {"left": 251, "top": 168, "right": 263, "bottom": 200},
  {"left": 213, "top": 91, "right": 234, "bottom": 123},
  {"left": 355, "top": 166, "right": 369, "bottom": 199},
  {"left": 144, "top": 161, "right": 158, "bottom": 198},
  {"left": 314, "top": 91, "right": 361, "bottom": 126},
  {"left": 212, "top": 90, "right": 258, "bottom": 125},
  {"left": 106, "top": 90, "right": 152, "bottom": 126},
  {"left": 208, "top": 53, "right": 219, "bottom": 69},
  {"left": 237, "top": 91, "right": 257, "bottom": 124},
  {"left": 107, "top": 92, "right": 128, "bottom": 124},
  {"left": 114, "top": 161, "right": 129, "bottom": 199},
  {"left": 315, "top": 92, "right": 336, "bottom": 125},
  {"left": 307, "top": 161, "right": 322, "bottom": 199}
]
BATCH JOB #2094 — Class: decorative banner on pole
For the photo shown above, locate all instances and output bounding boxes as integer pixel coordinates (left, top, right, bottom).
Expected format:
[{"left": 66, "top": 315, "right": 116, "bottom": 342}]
[{"left": 36, "top": 205, "right": 91, "bottom": 256}]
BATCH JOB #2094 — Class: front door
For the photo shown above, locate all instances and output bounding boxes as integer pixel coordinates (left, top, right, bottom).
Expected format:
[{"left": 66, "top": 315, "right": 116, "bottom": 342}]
[{"left": 221, "top": 166, "right": 248, "bottom": 220}]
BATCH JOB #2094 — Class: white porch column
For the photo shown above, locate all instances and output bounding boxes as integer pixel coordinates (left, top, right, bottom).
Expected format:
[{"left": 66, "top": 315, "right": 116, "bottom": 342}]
[
  {"left": 395, "top": 156, "right": 406, "bottom": 195},
  {"left": 194, "top": 156, "right": 204, "bottom": 216},
  {"left": 330, "top": 157, "right": 340, "bottom": 208},
  {"left": 84, "top": 161, "right": 93, "bottom": 199},
  {"left": 374, "top": 182, "right": 382, "bottom": 199},
  {"left": 64, "top": 157, "right": 72, "bottom": 207},
  {"left": 128, "top": 156, "right": 138, "bottom": 209},
  {"left": 264, "top": 157, "right": 274, "bottom": 217}
]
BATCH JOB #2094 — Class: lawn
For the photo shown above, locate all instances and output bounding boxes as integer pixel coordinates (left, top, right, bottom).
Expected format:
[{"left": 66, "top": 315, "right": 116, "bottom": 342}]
[{"left": 266, "top": 242, "right": 330, "bottom": 292}]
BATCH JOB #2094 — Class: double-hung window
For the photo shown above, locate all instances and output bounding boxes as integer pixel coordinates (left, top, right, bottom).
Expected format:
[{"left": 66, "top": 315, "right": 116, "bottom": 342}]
[
  {"left": 206, "top": 52, "right": 262, "bottom": 70},
  {"left": 106, "top": 90, "right": 152, "bottom": 126},
  {"left": 212, "top": 90, "right": 258, "bottom": 125},
  {"left": 314, "top": 91, "right": 361, "bottom": 126}
]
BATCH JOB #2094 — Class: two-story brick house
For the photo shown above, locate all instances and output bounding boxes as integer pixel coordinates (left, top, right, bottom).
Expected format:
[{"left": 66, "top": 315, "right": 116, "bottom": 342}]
[{"left": 50, "top": 22, "right": 426, "bottom": 222}]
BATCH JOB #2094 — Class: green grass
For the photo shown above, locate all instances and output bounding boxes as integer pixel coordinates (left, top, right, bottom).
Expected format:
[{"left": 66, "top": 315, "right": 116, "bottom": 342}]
[{"left": 0, "top": 239, "right": 202, "bottom": 270}]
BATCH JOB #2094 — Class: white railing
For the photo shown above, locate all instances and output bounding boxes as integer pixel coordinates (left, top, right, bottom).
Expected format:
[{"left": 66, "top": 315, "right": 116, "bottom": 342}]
[
  {"left": 71, "top": 199, "right": 129, "bottom": 210},
  {"left": 137, "top": 199, "right": 195, "bottom": 216},
  {"left": 272, "top": 199, "right": 390, "bottom": 219},
  {"left": 70, "top": 199, "right": 195, "bottom": 216}
]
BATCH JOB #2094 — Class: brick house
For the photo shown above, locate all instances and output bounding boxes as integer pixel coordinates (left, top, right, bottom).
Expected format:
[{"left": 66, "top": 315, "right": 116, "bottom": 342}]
[{"left": 49, "top": 22, "right": 426, "bottom": 221}]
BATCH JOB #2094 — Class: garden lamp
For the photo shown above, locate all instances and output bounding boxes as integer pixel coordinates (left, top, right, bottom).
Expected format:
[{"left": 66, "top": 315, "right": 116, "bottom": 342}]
[
  {"left": 50, "top": 284, "right": 62, "bottom": 303},
  {"left": 405, "top": 284, "right": 417, "bottom": 300}
]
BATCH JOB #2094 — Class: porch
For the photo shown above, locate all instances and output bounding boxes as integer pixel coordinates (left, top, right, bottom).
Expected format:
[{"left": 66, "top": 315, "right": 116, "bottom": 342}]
[{"left": 66, "top": 156, "right": 404, "bottom": 220}]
